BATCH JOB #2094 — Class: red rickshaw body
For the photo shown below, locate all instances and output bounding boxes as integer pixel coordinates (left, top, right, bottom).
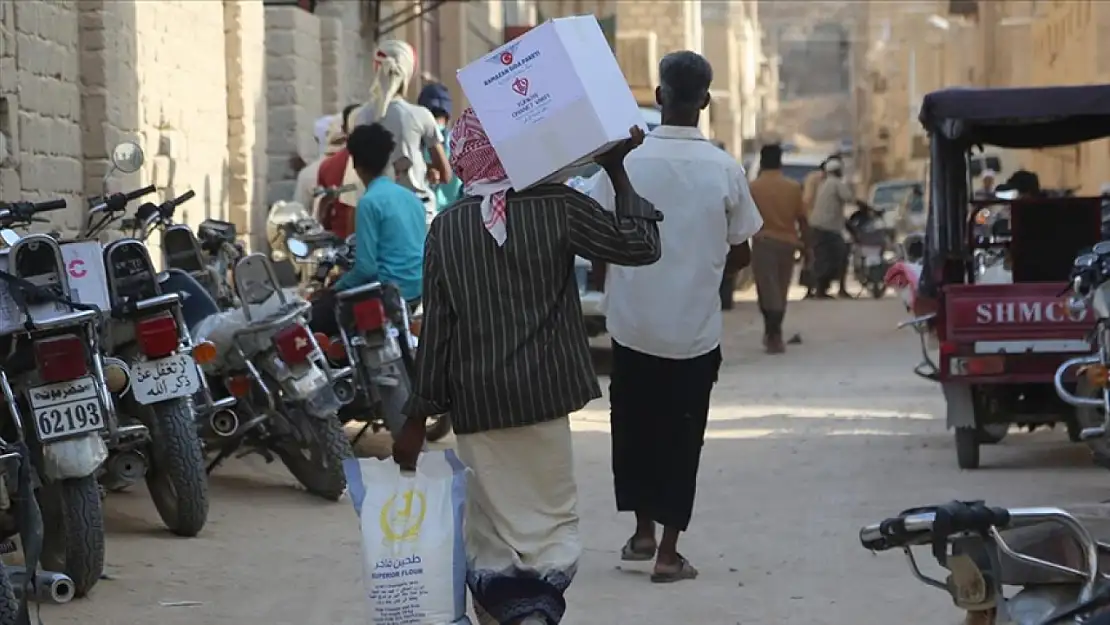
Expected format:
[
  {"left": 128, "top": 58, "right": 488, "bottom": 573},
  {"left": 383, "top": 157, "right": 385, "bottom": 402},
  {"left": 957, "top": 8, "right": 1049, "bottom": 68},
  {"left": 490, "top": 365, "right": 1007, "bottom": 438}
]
[{"left": 914, "top": 85, "right": 1110, "bottom": 468}]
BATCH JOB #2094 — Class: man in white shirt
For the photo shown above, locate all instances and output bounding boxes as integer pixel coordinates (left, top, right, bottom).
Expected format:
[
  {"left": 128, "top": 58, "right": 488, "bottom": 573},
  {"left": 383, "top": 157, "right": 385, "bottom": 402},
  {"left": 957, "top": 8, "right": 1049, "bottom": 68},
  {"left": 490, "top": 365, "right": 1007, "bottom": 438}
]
[{"left": 589, "top": 51, "right": 763, "bottom": 584}]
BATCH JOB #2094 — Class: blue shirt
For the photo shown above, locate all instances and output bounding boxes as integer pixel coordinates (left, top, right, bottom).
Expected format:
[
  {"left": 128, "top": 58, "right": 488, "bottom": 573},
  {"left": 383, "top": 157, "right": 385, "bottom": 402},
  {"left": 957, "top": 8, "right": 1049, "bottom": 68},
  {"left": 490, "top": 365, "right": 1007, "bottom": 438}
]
[
  {"left": 424, "top": 125, "right": 463, "bottom": 212},
  {"left": 333, "top": 177, "right": 426, "bottom": 301}
]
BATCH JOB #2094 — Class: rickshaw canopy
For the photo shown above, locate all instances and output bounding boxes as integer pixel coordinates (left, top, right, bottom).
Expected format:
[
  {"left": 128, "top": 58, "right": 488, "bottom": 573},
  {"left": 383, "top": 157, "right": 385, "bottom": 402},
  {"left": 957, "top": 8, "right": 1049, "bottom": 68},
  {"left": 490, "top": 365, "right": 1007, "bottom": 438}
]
[
  {"left": 920, "top": 85, "right": 1110, "bottom": 149},
  {"left": 920, "top": 85, "right": 1110, "bottom": 296}
]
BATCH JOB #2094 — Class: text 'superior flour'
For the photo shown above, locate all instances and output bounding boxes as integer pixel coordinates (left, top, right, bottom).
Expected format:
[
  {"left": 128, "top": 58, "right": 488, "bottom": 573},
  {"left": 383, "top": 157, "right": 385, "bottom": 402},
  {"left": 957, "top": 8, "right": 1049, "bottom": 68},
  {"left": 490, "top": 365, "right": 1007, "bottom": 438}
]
[{"left": 344, "top": 452, "right": 470, "bottom": 625}]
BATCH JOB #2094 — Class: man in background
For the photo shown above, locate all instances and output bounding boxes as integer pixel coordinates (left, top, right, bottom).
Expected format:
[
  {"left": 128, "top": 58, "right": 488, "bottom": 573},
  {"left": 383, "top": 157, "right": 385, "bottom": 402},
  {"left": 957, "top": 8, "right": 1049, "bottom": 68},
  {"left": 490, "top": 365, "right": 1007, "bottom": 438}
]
[
  {"left": 799, "top": 159, "right": 828, "bottom": 298},
  {"left": 316, "top": 104, "right": 363, "bottom": 238},
  {"left": 355, "top": 40, "right": 450, "bottom": 221},
  {"left": 975, "top": 169, "right": 998, "bottom": 200},
  {"left": 749, "top": 144, "right": 808, "bottom": 353},
  {"left": 809, "top": 156, "right": 855, "bottom": 299},
  {"left": 594, "top": 51, "right": 762, "bottom": 583},
  {"left": 417, "top": 82, "right": 463, "bottom": 212}
]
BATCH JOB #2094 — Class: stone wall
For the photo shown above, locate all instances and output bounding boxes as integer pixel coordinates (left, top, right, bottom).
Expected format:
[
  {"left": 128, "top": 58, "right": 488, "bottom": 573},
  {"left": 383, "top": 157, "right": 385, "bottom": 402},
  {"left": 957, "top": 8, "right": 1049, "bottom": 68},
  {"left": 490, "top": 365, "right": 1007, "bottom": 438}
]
[
  {"left": 0, "top": 0, "right": 376, "bottom": 253},
  {"left": 0, "top": 0, "right": 84, "bottom": 230}
]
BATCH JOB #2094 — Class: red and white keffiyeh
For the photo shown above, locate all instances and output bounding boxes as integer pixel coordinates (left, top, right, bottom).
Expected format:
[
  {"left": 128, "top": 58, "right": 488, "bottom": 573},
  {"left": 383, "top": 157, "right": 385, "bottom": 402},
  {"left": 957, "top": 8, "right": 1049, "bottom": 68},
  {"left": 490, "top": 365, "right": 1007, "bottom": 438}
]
[{"left": 449, "top": 108, "right": 514, "bottom": 246}]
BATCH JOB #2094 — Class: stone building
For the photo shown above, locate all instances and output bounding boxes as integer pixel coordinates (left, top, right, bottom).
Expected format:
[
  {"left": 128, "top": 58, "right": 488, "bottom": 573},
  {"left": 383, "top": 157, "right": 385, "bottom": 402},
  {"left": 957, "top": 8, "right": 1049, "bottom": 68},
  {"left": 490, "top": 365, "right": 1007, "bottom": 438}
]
[
  {"left": 858, "top": 0, "right": 1110, "bottom": 193},
  {"left": 0, "top": 0, "right": 508, "bottom": 252},
  {"left": 0, "top": 0, "right": 771, "bottom": 259}
]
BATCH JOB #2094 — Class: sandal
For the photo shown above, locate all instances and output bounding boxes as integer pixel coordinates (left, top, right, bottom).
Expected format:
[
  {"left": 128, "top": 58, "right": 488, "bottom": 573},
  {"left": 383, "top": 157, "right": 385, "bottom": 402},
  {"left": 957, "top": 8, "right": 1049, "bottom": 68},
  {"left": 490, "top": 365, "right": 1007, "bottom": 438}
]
[
  {"left": 650, "top": 555, "right": 699, "bottom": 583},
  {"left": 620, "top": 537, "right": 657, "bottom": 562}
]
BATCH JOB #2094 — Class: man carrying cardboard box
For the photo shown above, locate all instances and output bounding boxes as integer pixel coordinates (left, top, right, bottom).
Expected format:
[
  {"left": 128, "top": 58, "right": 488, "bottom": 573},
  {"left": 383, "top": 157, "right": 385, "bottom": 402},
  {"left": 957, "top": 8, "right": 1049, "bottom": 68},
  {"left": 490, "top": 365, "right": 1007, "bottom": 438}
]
[
  {"left": 589, "top": 51, "right": 764, "bottom": 583},
  {"left": 391, "top": 107, "right": 662, "bottom": 623}
]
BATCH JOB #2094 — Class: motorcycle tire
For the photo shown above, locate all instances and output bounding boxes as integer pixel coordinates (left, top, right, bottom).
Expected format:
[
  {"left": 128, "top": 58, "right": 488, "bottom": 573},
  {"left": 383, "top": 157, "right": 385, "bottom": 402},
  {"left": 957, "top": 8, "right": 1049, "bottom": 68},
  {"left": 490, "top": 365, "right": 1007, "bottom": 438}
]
[
  {"left": 425, "top": 415, "right": 452, "bottom": 443},
  {"left": 0, "top": 562, "right": 18, "bottom": 625},
  {"left": 276, "top": 416, "right": 353, "bottom": 501},
  {"left": 145, "top": 399, "right": 209, "bottom": 537},
  {"left": 38, "top": 475, "right": 104, "bottom": 597}
]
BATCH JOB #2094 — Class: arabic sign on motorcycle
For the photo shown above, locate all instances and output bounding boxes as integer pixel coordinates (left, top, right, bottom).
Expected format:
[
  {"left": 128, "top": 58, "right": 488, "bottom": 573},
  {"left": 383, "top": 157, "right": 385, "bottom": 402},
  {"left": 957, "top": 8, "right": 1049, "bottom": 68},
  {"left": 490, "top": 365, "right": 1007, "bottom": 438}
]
[
  {"left": 28, "top": 375, "right": 104, "bottom": 442},
  {"left": 130, "top": 353, "right": 202, "bottom": 405}
]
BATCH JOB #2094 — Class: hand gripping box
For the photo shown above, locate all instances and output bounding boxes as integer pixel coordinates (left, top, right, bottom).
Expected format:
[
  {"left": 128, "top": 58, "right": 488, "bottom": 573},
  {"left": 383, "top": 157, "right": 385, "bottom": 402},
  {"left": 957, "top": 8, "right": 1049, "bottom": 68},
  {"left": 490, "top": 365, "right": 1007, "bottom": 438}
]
[{"left": 457, "top": 15, "right": 647, "bottom": 190}]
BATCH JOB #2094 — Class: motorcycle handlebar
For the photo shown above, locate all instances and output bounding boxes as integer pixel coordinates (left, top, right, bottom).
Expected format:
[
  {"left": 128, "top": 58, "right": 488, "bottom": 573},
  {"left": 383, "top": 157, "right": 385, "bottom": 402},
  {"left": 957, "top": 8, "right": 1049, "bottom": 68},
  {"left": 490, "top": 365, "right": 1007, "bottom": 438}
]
[
  {"left": 125, "top": 184, "right": 157, "bottom": 202},
  {"left": 168, "top": 189, "right": 195, "bottom": 207},
  {"left": 90, "top": 185, "right": 157, "bottom": 213},
  {"left": 0, "top": 198, "right": 68, "bottom": 224}
]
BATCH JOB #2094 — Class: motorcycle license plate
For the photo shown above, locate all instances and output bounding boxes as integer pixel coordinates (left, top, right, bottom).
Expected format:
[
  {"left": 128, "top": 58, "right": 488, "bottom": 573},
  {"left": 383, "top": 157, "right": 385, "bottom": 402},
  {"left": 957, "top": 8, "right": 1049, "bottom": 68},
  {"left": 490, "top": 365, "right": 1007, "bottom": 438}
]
[
  {"left": 861, "top": 246, "right": 883, "bottom": 267},
  {"left": 131, "top": 353, "right": 202, "bottom": 405},
  {"left": 27, "top": 376, "right": 105, "bottom": 442}
]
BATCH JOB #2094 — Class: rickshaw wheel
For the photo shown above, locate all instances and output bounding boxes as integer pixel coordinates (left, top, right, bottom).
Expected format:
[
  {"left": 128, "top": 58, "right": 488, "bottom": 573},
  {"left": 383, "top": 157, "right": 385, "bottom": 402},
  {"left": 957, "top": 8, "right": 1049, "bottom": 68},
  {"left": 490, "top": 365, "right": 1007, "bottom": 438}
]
[{"left": 955, "top": 427, "right": 980, "bottom": 469}]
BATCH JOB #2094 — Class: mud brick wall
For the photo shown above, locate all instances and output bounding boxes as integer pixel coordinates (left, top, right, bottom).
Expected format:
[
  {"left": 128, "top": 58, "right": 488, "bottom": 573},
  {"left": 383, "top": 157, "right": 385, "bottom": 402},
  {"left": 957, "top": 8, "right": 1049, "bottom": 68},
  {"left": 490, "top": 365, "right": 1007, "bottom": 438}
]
[{"left": 0, "top": 0, "right": 84, "bottom": 231}]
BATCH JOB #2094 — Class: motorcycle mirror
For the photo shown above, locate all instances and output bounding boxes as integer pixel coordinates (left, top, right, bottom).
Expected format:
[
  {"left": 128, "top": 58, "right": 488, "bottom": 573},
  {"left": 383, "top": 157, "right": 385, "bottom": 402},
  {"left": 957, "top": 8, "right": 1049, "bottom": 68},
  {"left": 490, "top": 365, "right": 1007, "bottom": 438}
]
[
  {"left": 110, "top": 141, "right": 145, "bottom": 174},
  {"left": 286, "top": 238, "right": 310, "bottom": 259},
  {"left": 1094, "top": 241, "right": 1110, "bottom": 257},
  {"left": 0, "top": 229, "right": 20, "bottom": 247}
]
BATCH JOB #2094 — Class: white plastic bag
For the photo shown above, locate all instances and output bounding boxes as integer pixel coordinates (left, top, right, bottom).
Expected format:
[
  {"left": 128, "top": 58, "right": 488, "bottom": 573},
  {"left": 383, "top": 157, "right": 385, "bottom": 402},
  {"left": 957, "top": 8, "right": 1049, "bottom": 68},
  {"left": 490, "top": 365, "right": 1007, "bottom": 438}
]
[{"left": 344, "top": 452, "right": 470, "bottom": 625}]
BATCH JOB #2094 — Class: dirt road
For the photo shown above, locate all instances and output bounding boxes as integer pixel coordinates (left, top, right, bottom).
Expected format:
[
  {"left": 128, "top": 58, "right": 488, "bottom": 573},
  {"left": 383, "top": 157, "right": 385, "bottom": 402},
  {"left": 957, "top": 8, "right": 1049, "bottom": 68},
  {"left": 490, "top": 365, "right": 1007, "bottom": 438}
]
[{"left": 37, "top": 291, "right": 1110, "bottom": 624}]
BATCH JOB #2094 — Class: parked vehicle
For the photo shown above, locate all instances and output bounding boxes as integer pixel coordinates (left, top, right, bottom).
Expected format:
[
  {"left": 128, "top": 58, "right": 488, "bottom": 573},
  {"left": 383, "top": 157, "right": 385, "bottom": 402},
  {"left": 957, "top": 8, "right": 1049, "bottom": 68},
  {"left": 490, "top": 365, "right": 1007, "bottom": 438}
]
[
  {"left": 0, "top": 199, "right": 82, "bottom": 612},
  {"left": 1053, "top": 241, "right": 1110, "bottom": 466},
  {"left": 0, "top": 224, "right": 122, "bottom": 597},
  {"left": 288, "top": 236, "right": 452, "bottom": 443},
  {"left": 846, "top": 201, "right": 895, "bottom": 299},
  {"left": 191, "top": 253, "right": 353, "bottom": 500},
  {"left": 76, "top": 142, "right": 214, "bottom": 537},
  {"left": 904, "top": 85, "right": 1109, "bottom": 470},
  {"left": 860, "top": 501, "right": 1110, "bottom": 625},
  {"left": 869, "top": 178, "right": 921, "bottom": 233}
]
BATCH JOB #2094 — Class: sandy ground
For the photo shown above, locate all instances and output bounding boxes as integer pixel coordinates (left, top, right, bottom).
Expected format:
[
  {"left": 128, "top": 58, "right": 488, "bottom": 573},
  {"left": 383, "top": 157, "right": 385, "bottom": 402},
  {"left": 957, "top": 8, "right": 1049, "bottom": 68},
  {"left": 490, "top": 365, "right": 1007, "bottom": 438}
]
[{"left": 33, "top": 286, "right": 1110, "bottom": 625}]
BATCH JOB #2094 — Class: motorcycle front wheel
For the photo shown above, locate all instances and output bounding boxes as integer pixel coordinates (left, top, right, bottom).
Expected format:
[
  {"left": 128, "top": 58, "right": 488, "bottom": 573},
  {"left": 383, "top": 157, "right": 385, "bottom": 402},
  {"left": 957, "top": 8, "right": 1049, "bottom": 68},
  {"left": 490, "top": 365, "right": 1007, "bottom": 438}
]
[
  {"left": 38, "top": 475, "right": 104, "bottom": 597},
  {"left": 144, "top": 398, "right": 209, "bottom": 537},
  {"left": 275, "top": 415, "right": 353, "bottom": 501}
]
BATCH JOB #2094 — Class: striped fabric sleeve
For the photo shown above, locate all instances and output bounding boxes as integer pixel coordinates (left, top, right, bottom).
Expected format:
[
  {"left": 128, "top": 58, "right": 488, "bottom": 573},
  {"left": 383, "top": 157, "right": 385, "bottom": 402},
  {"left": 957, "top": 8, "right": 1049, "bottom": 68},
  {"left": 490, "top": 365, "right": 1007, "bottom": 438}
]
[
  {"left": 563, "top": 188, "right": 662, "bottom": 267},
  {"left": 402, "top": 224, "right": 453, "bottom": 421}
]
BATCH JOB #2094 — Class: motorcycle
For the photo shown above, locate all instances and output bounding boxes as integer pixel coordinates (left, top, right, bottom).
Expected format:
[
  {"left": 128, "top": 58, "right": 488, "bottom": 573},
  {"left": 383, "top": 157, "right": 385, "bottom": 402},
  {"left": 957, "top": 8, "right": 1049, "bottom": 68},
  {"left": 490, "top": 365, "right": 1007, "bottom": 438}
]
[
  {"left": 860, "top": 500, "right": 1110, "bottom": 624},
  {"left": 156, "top": 213, "right": 243, "bottom": 311},
  {"left": 1052, "top": 240, "right": 1110, "bottom": 463},
  {"left": 68, "top": 142, "right": 214, "bottom": 538},
  {"left": 847, "top": 201, "right": 894, "bottom": 299},
  {"left": 0, "top": 205, "right": 122, "bottom": 597},
  {"left": 0, "top": 199, "right": 83, "bottom": 614},
  {"left": 191, "top": 253, "right": 353, "bottom": 500},
  {"left": 267, "top": 198, "right": 338, "bottom": 288},
  {"left": 287, "top": 236, "right": 452, "bottom": 443}
]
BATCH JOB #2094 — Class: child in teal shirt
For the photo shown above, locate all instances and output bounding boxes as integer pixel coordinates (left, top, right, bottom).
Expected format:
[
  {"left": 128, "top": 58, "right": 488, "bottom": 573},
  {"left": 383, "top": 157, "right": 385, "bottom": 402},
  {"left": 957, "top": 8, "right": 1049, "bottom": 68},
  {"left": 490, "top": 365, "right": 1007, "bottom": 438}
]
[{"left": 418, "top": 83, "right": 463, "bottom": 212}]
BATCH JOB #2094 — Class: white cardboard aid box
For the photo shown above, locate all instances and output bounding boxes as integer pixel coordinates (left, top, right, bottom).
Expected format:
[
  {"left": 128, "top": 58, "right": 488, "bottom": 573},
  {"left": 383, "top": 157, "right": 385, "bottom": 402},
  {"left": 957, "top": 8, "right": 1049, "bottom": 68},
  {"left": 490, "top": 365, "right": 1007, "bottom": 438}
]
[
  {"left": 0, "top": 241, "right": 111, "bottom": 334},
  {"left": 457, "top": 15, "right": 646, "bottom": 190}
]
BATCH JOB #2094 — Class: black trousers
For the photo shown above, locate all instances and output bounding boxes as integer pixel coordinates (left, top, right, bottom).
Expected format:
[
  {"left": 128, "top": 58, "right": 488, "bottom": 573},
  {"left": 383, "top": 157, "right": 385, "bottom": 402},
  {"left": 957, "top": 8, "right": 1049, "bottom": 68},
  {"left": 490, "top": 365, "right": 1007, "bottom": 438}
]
[
  {"left": 812, "top": 227, "right": 848, "bottom": 293},
  {"left": 609, "top": 340, "right": 721, "bottom": 532}
]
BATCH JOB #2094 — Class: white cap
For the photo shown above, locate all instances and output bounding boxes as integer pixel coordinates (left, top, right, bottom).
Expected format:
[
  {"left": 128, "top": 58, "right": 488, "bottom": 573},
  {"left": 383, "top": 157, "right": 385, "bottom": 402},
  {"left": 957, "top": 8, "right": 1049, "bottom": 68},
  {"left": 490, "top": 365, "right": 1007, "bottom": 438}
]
[
  {"left": 981, "top": 169, "right": 997, "bottom": 179},
  {"left": 824, "top": 158, "right": 843, "bottom": 173}
]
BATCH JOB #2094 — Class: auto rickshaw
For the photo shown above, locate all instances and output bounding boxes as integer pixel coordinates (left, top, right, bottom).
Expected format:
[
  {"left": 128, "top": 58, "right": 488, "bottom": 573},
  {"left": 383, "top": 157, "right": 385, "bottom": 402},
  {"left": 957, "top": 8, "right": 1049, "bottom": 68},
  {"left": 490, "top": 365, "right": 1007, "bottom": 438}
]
[{"left": 910, "top": 85, "right": 1110, "bottom": 469}]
